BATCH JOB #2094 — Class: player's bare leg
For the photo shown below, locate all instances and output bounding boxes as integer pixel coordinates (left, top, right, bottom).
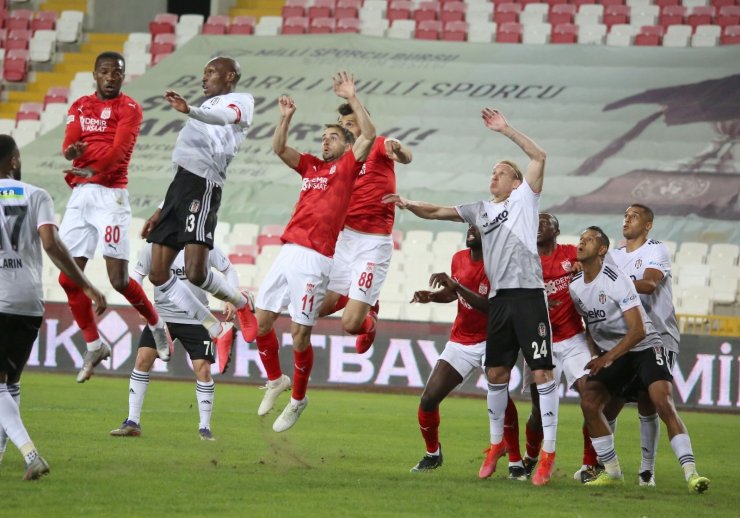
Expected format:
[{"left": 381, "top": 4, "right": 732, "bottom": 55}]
[
  {"left": 319, "top": 291, "right": 377, "bottom": 354},
  {"left": 255, "top": 308, "right": 291, "bottom": 416}
]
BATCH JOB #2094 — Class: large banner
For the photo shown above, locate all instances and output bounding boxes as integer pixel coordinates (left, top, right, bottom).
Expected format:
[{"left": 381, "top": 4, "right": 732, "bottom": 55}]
[
  {"left": 19, "top": 35, "right": 740, "bottom": 243},
  {"left": 27, "top": 303, "right": 740, "bottom": 412}
]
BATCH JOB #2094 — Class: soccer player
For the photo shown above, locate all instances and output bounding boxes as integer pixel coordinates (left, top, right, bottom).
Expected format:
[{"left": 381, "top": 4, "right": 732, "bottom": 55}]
[
  {"left": 383, "top": 109, "right": 559, "bottom": 486},
  {"left": 605, "top": 204, "right": 682, "bottom": 487},
  {"left": 254, "top": 71, "right": 376, "bottom": 433},
  {"left": 59, "top": 52, "right": 168, "bottom": 383},
  {"left": 522, "top": 213, "right": 596, "bottom": 482},
  {"left": 570, "top": 226, "right": 709, "bottom": 493},
  {"left": 0, "top": 135, "right": 107, "bottom": 479},
  {"left": 408, "top": 226, "right": 524, "bottom": 480},
  {"left": 317, "top": 104, "right": 412, "bottom": 354},
  {"left": 109, "top": 242, "right": 238, "bottom": 440},
  {"left": 141, "top": 56, "right": 257, "bottom": 366}
]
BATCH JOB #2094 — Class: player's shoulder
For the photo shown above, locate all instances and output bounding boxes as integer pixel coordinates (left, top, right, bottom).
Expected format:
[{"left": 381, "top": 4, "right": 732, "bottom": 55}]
[
  {"left": 452, "top": 248, "right": 469, "bottom": 263},
  {"left": 1, "top": 180, "right": 51, "bottom": 206},
  {"left": 602, "top": 264, "right": 620, "bottom": 282},
  {"left": 227, "top": 91, "right": 254, "bottom": 104},
  {"left": 570, "top": 271, "right": 584, "bottom": 285},
  {"left": 646, "top": 239, "right": 663, "bottom": 246},
  {"left": 118, "top": 94, "right": 142, "bottom": 113}
]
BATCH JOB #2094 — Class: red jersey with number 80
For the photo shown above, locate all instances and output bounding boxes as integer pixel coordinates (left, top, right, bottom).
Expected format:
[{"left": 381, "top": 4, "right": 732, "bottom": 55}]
[
  {"left": 449, "top": 249, "right": 489, "bottom": 345},
  {"left": 342, "top": 136, "right": 396, "bottom": 235},
  {"left": 541, "top": 244, "right": 584, "bottom": 342},
  {"left": 281, "top": 150, "right": 363, "bottom": 258},
  {"left": 63, "top": 92, "right": 143, "bottom": 189}
]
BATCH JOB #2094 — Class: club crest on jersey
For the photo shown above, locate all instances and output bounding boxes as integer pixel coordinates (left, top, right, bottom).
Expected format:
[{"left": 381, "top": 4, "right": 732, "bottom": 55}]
[
  {"left": 305, "top": 283, "right": 315, "bottom": 294},
  {"left": 329, "top": 164, "right": 337, "bottom": 175},
  {"left": 635, "top": 259, "right": 643, "bottom": 269},
  {"left": 538, "top": 323, "right": 547, "bottom": 337},
  {"left": 478, "top": 282, "right": 488, "bottom": 295},
  {"left": 561, "top": 259, "right": 572, "bottom": 272},
  {"left": 189, "top": 199, "right": 200, "bottom": 213},
  {"left": 598, "top": 291, "right": 607, "bottom": 304},
  {"left": 101, "top": 107, "right": 111, "bottom": 119},
  {"left": 365, "top": 262, "right": 376, "bottom": 273}
]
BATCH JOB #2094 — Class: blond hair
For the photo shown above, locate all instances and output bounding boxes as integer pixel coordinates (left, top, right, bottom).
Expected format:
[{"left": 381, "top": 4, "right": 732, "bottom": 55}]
[{"left": 498, "top": 160, "right": 523, "bottom": 182}]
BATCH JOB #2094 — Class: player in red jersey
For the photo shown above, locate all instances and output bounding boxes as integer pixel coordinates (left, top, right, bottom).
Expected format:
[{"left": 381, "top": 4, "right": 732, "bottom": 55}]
[
  {"left": 317, "top": 104, "right": 412, "bottom": 354},
  {"left": 521, "top": 213, "right": 597, "bottom": 481},
  {"left": 254, "top": 72, "right": 376, "bottom": 433},
  {"left": 58, "top": 52, "right": 171, "bottom": 383},
  {"left": 408, "top": 226, "right": 525, "bottom": 480}
]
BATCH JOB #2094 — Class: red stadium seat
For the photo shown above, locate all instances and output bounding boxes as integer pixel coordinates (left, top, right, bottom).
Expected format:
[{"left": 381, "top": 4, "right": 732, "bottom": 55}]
[
  {"left": 717, "top": 6, "right": 740, "bottom": 28},
  {"left": 549, "top": 4, "right": 576, "bottom": 25},
  {"left": 31, "top": 12, "right": 57, "bottom": 33},
  {"left": 151, "top": 52, "right": 171, "bottom": 66},
  {"left": 153, "top": 33, "right": 176, "bottom": 45},
  {"left": 230, "top": 16, "right": 255, "bottom": 34},
  {"left": 260, "top": 224, "right": 285, "bottom": 237},
  {"left": 229, "top": 253, "right": 256, "bottom": 265},
  {"left": 43, "top": 86, "right": 69, "bottom": 107},
  {"left": 654, "top": 0, "right": 680, "bottom": 7},
  {"left": 442, "top": 20, "right": 468, "bottom": 40},
  {"left": 415, "top": 19, "right": 442, "bottom": 39},
  {"left": 257, "top": 235, "right": 283, "bottom": 251},
  {"left": 5, "top": 29, "right": 30, "bottom": 50},
  {"left": 282, "top": 5, "right": 306, "bottom": 18},
  {"left": 687, "top": 6, "right": 716, "bottom": 29},
  {"left": 495, "top": 21, "right": 522, "bottom": 42},
  {"left": 603, "top": 5, "right": 630, "bottom": 27},
  {"left": 3, "top": 49, "right": 29, "bottom": 82},
  {"left": 149, "top": 21, "right": 175, "bottom": 37},
  {"left": 0, "top": 29, "right": 6, "bottom": 48},
  {"left": 150, "top": 41, "right": 175, "bottom": 55},
  {"left": 711, "top": 0, "right": 735, "bottom": 8},
  {"left": 634, "top": 24, "right": 664, "bottom": 45},
  {"left": 414, "top": 1, "right": 440, "bottom": 23},
  {"left": 206, "top": 15, "right": 230, "bottom": 26},
  {"left": 203, "top": 22, "right": 227, "bottom": 34},
  {"left": 336, "top": 17, "right": 360, "bottom": 32},
  {"left": 572, "top": 0, "right": 596, "bottom": 7},
  {"left": 547, "top": 0, "right": 569, "bottom": 6},
  {"left": 6, "top": 9, "right": 32, "bottom": 31},
  {"left": 550, "top": 22, "right": 578, "bottom": 43},
  {"left": 494, "top": 3, "right": 521, "bottom": 24},
  {"left": 335, "top": 0, "right": 360, "bottom": 19},
  {"left": 720, "top": 24, "right": 740, "bottom": 44},
  {"left": 231, "top": 244, "right": 259, "bottom": 263},
  {"left": 282, "top": 16, "right": 309, "bottom": 34},
  {"left": 600, "top": 0, "right": 625, "bottom": 6},
  {"left": 154, "top": 13, "right": 178, "bottom": 25},
  {"left": 16, "top": 102, "right": 42, "bottom": 122},
  {"left": 388, "top": 0, "right": 414, "bottom": 22},
  {"left": 309, "top": 17, "right": 335, "bottom": 33},
  {"left": 308, "top": 0, "right": 335, "bottom": 20},
  {"left": 659, "top": 5, "right": 686, "bottom": 27},
  {"left": 441, "top": 2, "right": 465, "bottom": 22}
]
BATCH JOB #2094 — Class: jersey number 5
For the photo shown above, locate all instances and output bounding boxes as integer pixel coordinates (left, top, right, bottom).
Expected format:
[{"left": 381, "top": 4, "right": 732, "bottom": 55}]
[{"left": 0, "top": 205, "right": 28, "bottom": 251}]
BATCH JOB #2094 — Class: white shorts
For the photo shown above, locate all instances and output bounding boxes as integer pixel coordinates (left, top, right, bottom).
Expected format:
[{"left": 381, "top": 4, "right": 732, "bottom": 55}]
[
  {"left": 327, "top": 228, "right": 393, "bottom": 306},
  {"left": 255, "top": 244, "right": 332, "bottom": 326},
  {"left": 439, "top": 339, "right": 486, "bottom": 380},
  {"left": 522, "top": 331, "right": 591, "bottom": 392},
  {"left": 58, "top": 184, "right": 131, "bottom": 261}
]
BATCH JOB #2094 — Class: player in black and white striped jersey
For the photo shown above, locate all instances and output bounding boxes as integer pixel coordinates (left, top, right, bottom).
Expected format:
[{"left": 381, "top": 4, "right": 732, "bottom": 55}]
[{"left": 570, "top": 226, "right": 709, "bottom": 493}]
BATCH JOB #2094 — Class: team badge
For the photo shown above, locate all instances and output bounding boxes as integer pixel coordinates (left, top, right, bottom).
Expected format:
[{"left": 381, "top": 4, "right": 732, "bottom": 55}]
[
  {"left": 305, "top": 283, "right": 316, "bottom": 294},
  {"left": 189, "top": 199, "right": 201, "bottom": 213},
  {"left": 366, "top": 262, "right": 376, "bottom": 273},
  {"left": 329, "top": 164, "right": 337, "bottom": 175},
  {"left": 478, "top": 282, "right": 488, "bottom": 295},
  {"left": 101, "top": 107, "right": 111, "bottom": 119},
  {"left": 635, "top": 259, "right": 643, "bottom": 269},
  {"left": 538, "top": 323, "right": 547, "bottom": 337},
  {"left": 561, "top": 259, "right": 572, "bottom": 272},
  {"left": 599, "top": 291, "right": 607, "bottom": 304}
]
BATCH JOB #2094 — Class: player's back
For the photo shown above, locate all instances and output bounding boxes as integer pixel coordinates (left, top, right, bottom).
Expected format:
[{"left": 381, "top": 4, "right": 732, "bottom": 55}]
[{"left": 0, "top": 178, "right": 56, "bottom": 316}]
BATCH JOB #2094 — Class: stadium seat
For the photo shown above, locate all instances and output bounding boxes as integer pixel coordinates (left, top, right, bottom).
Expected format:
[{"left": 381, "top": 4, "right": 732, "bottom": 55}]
[
  {"left": 441, "top": 2, "right": 466, "bottom": 23},
  {"left": 603, "top": 4, "right": 630, "bottom": 27},
  {"left": 659, "top": 5, "right": 686, "bottom": 27},
  {"left": 203, "top": 21, "right": 227, "bottom": 34},
  {"left": 387, "top": 0, "right": 414, "bottom": 22},
  {"left": 336, "top": 17, "right": 361, "bottom": 32},
  {"left": 578, "top": 22, "right": 607, "bottom": 43},
  {"left": 575, "top": 4, "right": 604, "bottom": 25},
  {"left": 282, "top": 0, "right": 307, "bottom": 18},
  {"left": 711, "top": 0, "right": 735, "bottom": 7},
  {"left": 360, "top": 18, "right": 387, "bottom": 36},
  {"left": 230, "top": 16, "right": 256, "bottom": 34},
  {"left": 520, "top": 10, "right": 546, "bottom": 24},
  {"left": 654, "top": 0, "right": 680, "bottom": 6},
  {"left": 676, "top": 289, "right": 713, "bottom": 315},
  {"left": 6, "top": 9, "right": 32, "bottom": 31},
  {"left": 634, "top": 24, "right": 664, "bottom": 45},
  {"left": 282, "top": 16, "right": 309, "bottom": 34},
  {"left": 720, "top": 23, "right": 740, "bottom": 43},
  {"left": 404, "top": 230, "right": 434, "bottom": 249},
  {"left": 149, "top": 20, "right": 175, "bottom": 37},
  {"left": 630, "top": 4, "right": 660, "bottom": 25},
  {"left": 716, "top": 5, "right": 740, "bottom": 27},
  {"left": 663, "top": 23, "right": 692, "bottom": 45},
  {"left": 309, "top": 17, "right": 335, "bottom": 33},
  {"left": 523, "top": 22, "right": 552, "bottom": 43},
  {"left": 12, "top": 119, "right": 40, "bottom": 147},
  {"left": 442, "top": 20, "right": 468, "bottom": 40},
  {"left": 414, "top": 1, "right": 440, "bottom": 23},
  {"left": 496, "top": 21, "right": 522, "bottom": 42},
  {"left": 260, "top": 224, "right": 286, "bottom": 238},
  {"left": 2, "top": 48, "right": 28, "bottom": 82},
  {"left": 550, "top": 22, "right": 578, "bottom": 42},
  {"left": 39, "top": 104, "right": 68, "bottom": 134},
  {"left": 687, "top": 6, "right": 716, "bottom": 29},
  {"left": 335, "top": 0, "right": 361, "bottom": 19},
  {"left": 405, "top": 302, "right": 432, "bottom": 322},
  {"left": 43, "top": 86, "right": 69, "bottom": 107},
  {"left": 676, "top": 264, "right": 711, "bottom": 288},
  {"left": 308, "top": 0, "right": 335, "bottom": 20},
  {"left": 707, "top": 243, "right": 739, "bottom": 266},
  {"left": 6, "top": 29, "right": 30, "bottom": 50},
  {"left": 56, "top": 17, "right": 81, "bottom": 43},
  {"left": 230, "top": 222, "right": 259, "bottom": 245},
  {"left": 15, "top": 102, "right": 42, "bottom": 122},
  {"left": 31, "top": 11, "right": 57, "bottom": 32},
  {"left": 206, "top": 15, "right": 230, "bottom": 28},
  {"left": 677, "top": 241, "right": 709, "bottom": 263},
  {"left": 150, "top": 40, "right": 175, "bottom": 55},
  {"left": 415, "top": 19, "right": 442, "bottom": 39},
  {"left": 153, "top": 13, "right": 178, "bottom": 25},
  {"left": 468, "top": 21, "right": 496, "bottom": 42},
  {"left": 495, "top": 3, "right": 522, "bottom": 24},
  {"left": 465, "top": 1, "right": 493, "bottom": 23},
  {"left": 387, "top": 18, "right": 415, "bottom": 38},
  {"left": 549, "top": 4, "right": 576, "bottom": 25}
]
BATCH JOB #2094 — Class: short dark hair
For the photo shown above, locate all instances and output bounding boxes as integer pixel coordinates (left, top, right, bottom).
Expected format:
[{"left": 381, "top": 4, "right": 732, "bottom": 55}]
[
  {"left": 541, "top": 212, "right": 559, "bottom": 232},
  {"left": 95, "top": 51, "right": 125, "bottom": 71},
  {"left": 586, "top": 225, "right": 610, "bottom": 250},
  {"left": 337, "top": 103, "right": 370, "bottom": 117},
  {"left": 324, "top": 124, "right": 355, "bottom": 144},
  {"left": 0, "top": 135, "right": 17, "bottom": 163},
  {"left": 629, "top": 203, "right": 654, "bottom": 223}
]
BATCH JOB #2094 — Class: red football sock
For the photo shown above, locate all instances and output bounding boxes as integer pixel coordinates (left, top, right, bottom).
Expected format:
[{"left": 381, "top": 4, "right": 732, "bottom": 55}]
[
  {"left": 292, "top": 346, "right": 313, "bottom": 400},
  {"left": 525, "top": 420, "right": 544, "bottom": 460},
  {"left": 121, "top": 278, "right": 159, "bottom": 326},
  {"left": 355, "top": 312, "right": 376, "bottom": 336},
  {"left": 59, "top": 272, "right": 99, "bottom": 343},
  {"left": 582, "top": 423, "right": 598, "bottom": 466},
  {"left": 256, "top": 329, "right": 282, "bottom": 381},
  {"left": 503, "top": 396, "right": 522, "bottom": 462},
  {"left": 418, "top": 407, "right": 440, "bottom": 453},
  {"left": 333, "top": 295, "right": 350, "bottom": 314}
]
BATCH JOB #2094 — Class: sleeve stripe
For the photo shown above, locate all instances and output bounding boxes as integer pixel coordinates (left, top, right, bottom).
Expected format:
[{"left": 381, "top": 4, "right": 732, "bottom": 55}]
[
  {"left": 227, "top": 104, "right": 241, "bottom": 123},
  {"left": 603, "top": 266, "right": 618, "bottom": 281}
]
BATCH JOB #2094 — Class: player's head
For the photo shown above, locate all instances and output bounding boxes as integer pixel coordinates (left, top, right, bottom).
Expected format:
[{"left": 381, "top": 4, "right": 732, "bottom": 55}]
[
  {"left": 93, "top": 51, "right": 125, "bottom": 100},
  {"left": 622, "top": 203, "right": 654, "bottom": 240},
  {"left": 336, "top": 103, "right": 370, "bottom": 140},
  {"left": 465, "top": 225, "right": 482, "bottom": 250},
  {"left": 202, "top": 56, "right": 241, "bottom": 98},
  {"left": 537, "top": 212, "right": 559, "bottom": 246},
  {"left": 489, "top": 160, "right": 523, "bottom": 199},
  {"left": 0, "top": 135, "right": 21, "bottom": 180},
  {"left": 577, "top": 226, "right": 610, "bottom": 263},
  {"left": 321, "top": 124, "right": 355, "bottom": 162}
]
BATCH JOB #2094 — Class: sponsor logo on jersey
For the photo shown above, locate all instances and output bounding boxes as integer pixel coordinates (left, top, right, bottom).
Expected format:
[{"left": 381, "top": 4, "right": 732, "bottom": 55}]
[
  {"left": 301, "top": 177, "right": 328, "bottom": 192},
  {"left": 635, "top": 258, "right": 643, "bottom": 269},
  {"left": 189, "top": 200, "right": 200, "bottom": 213},
  {"left": 80, "top": 116, "right": 107, "bottom": 133},
  {"left": 0, "top": 258, "right": 23, "bottom": 269},
  {"left": 359, "top": 163, "right": 367, "bottom": 176},
  {"left": 621, "top": 293, "right": 638, "bottom": 304},
  {"left": 538, "top": 322, "right": 547, "bottom": 337},
  {"left": 482, "top": 210, "right": 508, "bottom": 234},
  {"left": 598, "top": 291, "right": 606, "bottom": 304},
  {"left": 101, "top": 107, "right": 111, "bottom": 119},
  {"left": 0, "top": 187, "right": 24, "bottom": 199},
  {"left": 586, "top": 308, "right": 607, "bottom": 320}
]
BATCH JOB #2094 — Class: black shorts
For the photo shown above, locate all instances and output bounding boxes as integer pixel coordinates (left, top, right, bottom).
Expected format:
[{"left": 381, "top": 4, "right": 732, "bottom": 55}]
[
  {"left": 486, "top": 288, "right": 554, "bottom": 371},
  {"left": 139, "top": 322, "right": 215, "bottom": 363},
  {"left": 620, "top": 348, "right": 677, "bottom": 401},
  {"left": 0, "top": 312, "right": 42, "bottom": 382},
  {"left": 147, "top": 167, "right": 221, "bottom": 251},
  {"left": 588, "top": 346, "right": 674, "bottom": 397}
]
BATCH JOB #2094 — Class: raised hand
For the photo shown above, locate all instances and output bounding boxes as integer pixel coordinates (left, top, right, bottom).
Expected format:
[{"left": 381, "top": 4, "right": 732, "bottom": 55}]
[
  {"left": 332, "top": 71, "right": 356, "bottom": 100},
  {"left": 164, "top": 90, "right": 189, "bottom": 114},
  {"left": 381, "top": 193, "right": 409, "bottom": 209},
  {"left": 83, "top": 286, "right": 108, "bottom": 316},
  {"left": 277, "top": 95, "right": 296, "bottom": 117},
  {"left": 429, "top": 272, "right": 456, "bottom": 291},
  {"left": 411, "top": 290, "right": 433, "bottom": 304},
  {"left": 385, "top": 139, "right": 402, "bottom": 160},
  {"left": 481, "top": 108, "right": 509, "bottom": 132},
  {"left": 63, "top": 141, "right": 88, "bottom": 160}
]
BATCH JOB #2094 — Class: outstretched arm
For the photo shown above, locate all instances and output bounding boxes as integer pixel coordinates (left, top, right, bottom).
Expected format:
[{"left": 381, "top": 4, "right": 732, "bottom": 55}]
[
  {"left": 482, "top": 108, "right": 547, "bottom": 194},
  {"left": 385, "top": 138, "right": 413, "bottom": 164},
  {"left": 164, "top": 90, "right": 246, "bottom": 126},
  {"left": 382, "top": 194, "right": 463, "bottom": 222},
  {"left": 272, "top": 95, "right": 301, "bottom": 169},
  {"left": 332, "top": 71, "right": 376, "bottom": 162},
  {"left": 429, "top": 272, "right": 488, "bottom": 313}
]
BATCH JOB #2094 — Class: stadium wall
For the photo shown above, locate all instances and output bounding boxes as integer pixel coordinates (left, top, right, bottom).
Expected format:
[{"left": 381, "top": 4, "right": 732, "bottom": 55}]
[{"left": 26, "top": 303, "right": 740, "bottom": 413}]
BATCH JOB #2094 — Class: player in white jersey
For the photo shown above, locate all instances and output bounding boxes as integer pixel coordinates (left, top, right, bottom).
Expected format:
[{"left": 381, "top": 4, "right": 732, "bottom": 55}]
[
  {"left": 570, "top": 226, "right": 709, "bottom": 493},
  {"left": 141, "top": 56, "right": 257, "bottom": 368},
  {"left": 109, "top": 243, "right": 238, "bottom": 440},
  {"left": 606, "top": 203, "right": 681, "bottom": 487},
  {"left": 383, "top": 109, "right": 559, "bottom": 486},
  {"left": 0, "top": 135, "right": 106, "bottom": 479}
]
